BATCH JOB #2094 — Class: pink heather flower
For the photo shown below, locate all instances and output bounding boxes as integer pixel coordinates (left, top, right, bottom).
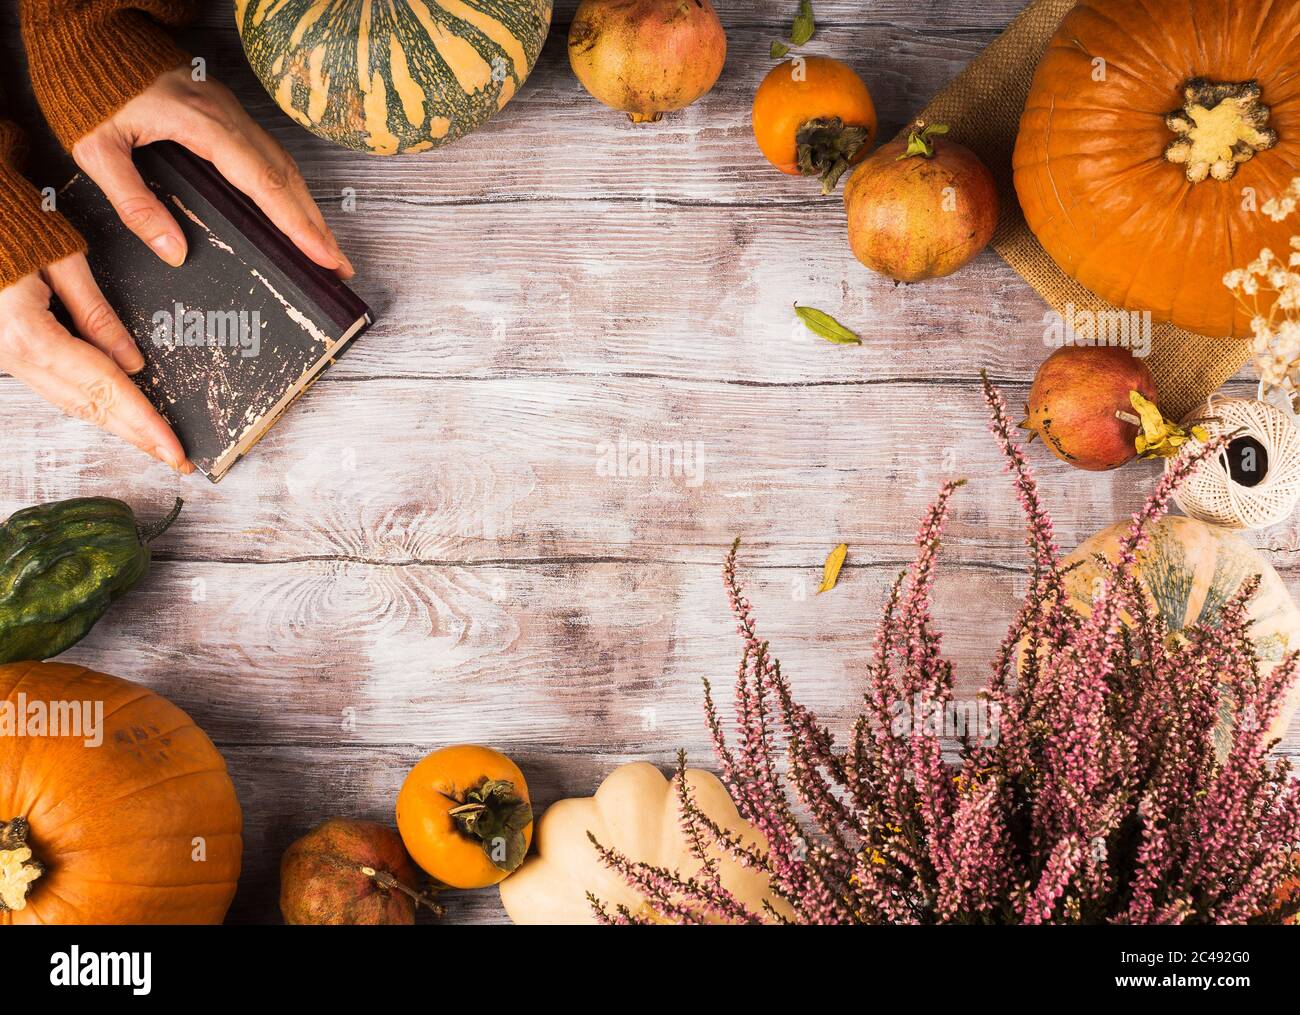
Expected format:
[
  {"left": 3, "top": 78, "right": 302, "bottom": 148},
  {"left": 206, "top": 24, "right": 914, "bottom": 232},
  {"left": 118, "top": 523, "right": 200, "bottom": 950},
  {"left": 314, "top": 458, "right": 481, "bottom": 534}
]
[{"left": 593, "top": 376, "right": 1300, "bottom": 925}]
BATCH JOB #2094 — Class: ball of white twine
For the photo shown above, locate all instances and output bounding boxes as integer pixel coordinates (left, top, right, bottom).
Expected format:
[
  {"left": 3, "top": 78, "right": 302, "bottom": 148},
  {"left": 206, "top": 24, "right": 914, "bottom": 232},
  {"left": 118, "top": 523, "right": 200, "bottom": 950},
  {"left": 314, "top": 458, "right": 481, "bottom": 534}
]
[{"left": 1167, "top": 394, "right": 1300, "bottom": 530}]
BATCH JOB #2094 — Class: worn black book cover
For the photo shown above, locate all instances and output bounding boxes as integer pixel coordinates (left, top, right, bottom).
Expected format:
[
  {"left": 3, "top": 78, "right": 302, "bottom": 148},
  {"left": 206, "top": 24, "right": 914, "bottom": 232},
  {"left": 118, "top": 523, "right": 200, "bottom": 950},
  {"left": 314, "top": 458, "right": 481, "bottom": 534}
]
[{"left": 57, "top": 141, "right": 372, "bottom": 481}]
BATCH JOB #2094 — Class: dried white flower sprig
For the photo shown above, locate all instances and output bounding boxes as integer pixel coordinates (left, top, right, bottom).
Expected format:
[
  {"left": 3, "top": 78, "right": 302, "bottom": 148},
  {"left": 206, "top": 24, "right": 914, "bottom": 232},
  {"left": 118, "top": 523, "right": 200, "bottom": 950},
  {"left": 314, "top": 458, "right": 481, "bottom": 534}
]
[{"left": 1225, "top": 178, "right": 1300, "bottom": 394}]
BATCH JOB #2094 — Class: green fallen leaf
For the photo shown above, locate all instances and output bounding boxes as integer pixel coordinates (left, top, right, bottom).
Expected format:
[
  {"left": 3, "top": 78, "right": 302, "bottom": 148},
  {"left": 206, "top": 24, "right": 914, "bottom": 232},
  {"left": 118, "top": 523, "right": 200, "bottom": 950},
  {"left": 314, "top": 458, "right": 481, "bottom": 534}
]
[
  {"left": 771, "top": 1, "right": 813, "bottom": 59},
  {"left": 817, "top": 543, "right": 848, "bottom": 594},
  {"left": 795, "top": 304, "right": 862, "bottom": 345},
  {"left": 790, "top": 0, "right": 815, "bottom": 45}
]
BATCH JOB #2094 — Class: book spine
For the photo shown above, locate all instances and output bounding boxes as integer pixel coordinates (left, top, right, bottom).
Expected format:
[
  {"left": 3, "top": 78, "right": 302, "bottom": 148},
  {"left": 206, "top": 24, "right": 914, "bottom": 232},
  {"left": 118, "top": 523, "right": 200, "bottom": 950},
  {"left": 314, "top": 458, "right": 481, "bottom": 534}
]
[{"left": 145, "top": 141, "right": 371, "bottom": 333}]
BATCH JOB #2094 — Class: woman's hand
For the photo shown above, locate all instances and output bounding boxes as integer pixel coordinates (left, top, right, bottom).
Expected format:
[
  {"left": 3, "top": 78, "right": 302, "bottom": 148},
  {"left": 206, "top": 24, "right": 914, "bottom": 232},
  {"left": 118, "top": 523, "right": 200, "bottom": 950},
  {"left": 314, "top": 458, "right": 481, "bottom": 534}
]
[
  {"left": 2, "top": 65, "right": 354, "bottom": 472},
  {"left": 0, "top": 253, "right": 192, "bottom": 473},
  {"left": 72, "top": 66, "right": 353, "bottom": 278}
]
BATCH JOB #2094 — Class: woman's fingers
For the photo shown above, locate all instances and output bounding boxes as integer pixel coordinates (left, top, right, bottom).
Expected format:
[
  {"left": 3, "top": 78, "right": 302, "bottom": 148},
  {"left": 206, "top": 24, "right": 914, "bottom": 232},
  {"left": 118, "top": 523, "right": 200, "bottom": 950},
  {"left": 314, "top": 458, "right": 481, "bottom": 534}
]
[
  {"left": 240, "top": 120, "right": 354, "bottom": 278},
  {"left": 43, "top": 253, "right": 144, "bottom": 374},
  {"left": 72, "top": 128, "right": 188, "bottom": 267},
  {"left": 76, "top": 69, "right": 355, "bottom": 279},
  {"left": 2, "top": 310, "right": 191, "bottom": 473},
  {"left": 176, "top": 102, "right": 353, "bottom": 278}
]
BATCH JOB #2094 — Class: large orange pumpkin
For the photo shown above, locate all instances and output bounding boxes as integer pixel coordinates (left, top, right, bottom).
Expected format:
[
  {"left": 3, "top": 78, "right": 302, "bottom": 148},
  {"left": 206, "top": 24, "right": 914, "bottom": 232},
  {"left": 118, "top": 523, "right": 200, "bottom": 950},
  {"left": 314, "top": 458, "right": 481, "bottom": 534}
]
[
  {"left": 1013, "top": 0, "right": 1300, "bottom": 339},
  {"left": 0, "top": 662, "right": 242, "bottom": 924}
]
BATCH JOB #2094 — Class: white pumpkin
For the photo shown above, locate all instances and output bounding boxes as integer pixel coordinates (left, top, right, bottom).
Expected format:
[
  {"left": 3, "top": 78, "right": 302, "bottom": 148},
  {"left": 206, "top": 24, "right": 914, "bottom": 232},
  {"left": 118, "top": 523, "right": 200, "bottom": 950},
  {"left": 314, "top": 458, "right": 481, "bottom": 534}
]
[{"left": 499, "top": 762, "right": 787, "bottom": 924}]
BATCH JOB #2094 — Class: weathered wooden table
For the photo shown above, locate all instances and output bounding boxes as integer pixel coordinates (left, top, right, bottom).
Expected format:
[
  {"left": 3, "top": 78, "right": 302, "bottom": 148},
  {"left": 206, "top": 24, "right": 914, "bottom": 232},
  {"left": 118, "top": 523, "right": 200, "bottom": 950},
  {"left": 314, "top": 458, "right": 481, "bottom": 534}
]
[{"left": 1, "top": 1, "right": 1291, "bottom": 924}]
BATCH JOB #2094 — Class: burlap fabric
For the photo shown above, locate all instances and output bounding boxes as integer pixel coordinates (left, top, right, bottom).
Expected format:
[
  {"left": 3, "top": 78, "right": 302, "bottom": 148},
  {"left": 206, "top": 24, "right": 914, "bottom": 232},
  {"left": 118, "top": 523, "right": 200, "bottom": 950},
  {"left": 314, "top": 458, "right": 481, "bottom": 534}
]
[{"left": 907, "top": 0, "right": 1251, "bottom": 420}]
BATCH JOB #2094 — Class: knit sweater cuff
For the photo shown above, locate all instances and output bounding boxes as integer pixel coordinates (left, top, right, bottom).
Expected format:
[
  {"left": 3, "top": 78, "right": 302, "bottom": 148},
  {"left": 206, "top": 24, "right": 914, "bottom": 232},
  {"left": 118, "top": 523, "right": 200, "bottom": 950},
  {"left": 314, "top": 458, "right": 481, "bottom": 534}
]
[
  {"left": 23, "top": 7, "right": 193, "bottom": 150},
  {"left": 0, "top": 125, "right": 86, "bottom": 290}
]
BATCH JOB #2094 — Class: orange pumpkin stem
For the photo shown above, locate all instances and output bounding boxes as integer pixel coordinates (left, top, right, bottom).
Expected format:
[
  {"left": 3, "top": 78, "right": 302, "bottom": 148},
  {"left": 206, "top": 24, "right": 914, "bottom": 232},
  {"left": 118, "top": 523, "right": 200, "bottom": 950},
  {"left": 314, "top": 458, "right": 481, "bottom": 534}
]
[
  {"left": 1164, "top": 78, "right": 1278, "bottom": 183},
  {"left": 0, "top": 818, "right": 44, "bottom": 913},
  {"left": 795, "top": 116, "right": 871, "bottom": 194},
  {"left": 359, "top": 865, "right": 445, "bottom": 918}
]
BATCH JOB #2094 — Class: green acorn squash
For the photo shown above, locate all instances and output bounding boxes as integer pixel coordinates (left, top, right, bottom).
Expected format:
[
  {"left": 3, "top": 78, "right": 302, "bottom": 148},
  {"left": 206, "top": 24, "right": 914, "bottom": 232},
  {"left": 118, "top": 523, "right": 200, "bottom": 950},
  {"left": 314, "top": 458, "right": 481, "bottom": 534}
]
[
  {"left": 235, "top": 0, "right": 554, "bottom": 155},
  {"left": 0, "top": 498, "right": 181, "bottom": 664}
]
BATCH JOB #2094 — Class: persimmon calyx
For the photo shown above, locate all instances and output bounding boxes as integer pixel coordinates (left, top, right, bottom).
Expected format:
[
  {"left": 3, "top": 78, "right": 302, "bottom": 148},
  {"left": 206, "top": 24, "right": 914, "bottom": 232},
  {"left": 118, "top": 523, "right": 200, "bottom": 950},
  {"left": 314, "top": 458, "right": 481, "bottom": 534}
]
[
  {"left": 446, "top": 778, "right": 532, "bottom": 873},
  {"left": 795, "top": 116, "right": 871, "bottom": 194},
  {"left": 0, "top": 818, "right": 43, "bottom": 912},
  {"left": 1164, "top": 78, "right": 1278, "bottom": 183}
]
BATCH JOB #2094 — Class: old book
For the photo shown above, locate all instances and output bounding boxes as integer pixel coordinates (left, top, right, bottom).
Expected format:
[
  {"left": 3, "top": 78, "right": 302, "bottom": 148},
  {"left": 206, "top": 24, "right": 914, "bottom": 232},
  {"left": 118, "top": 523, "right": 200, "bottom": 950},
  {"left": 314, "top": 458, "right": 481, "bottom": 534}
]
[{"left": 57, "top": 140, "right": 372, "bottom": 481}]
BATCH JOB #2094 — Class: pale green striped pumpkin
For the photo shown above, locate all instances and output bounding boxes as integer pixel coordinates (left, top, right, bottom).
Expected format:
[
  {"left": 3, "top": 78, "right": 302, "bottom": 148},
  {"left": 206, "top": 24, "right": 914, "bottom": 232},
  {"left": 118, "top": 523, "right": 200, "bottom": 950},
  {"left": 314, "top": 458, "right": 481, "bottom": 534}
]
[
  {"left": 235, "top": 0, "right": 553, "bottom": 155},
  {"left": 1064, "top": 515, "right": 1300, "bottom": 754}
]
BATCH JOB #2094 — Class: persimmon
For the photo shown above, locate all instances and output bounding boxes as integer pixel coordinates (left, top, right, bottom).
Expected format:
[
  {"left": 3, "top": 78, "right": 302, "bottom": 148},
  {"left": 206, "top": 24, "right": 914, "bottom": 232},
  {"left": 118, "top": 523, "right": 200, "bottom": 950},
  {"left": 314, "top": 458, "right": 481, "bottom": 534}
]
[
  {"left": 752, "top": 56, "right": 877, "bottom": 193},
  {"left": 396, "top": 745, "right": 533, "bottom": 890}
]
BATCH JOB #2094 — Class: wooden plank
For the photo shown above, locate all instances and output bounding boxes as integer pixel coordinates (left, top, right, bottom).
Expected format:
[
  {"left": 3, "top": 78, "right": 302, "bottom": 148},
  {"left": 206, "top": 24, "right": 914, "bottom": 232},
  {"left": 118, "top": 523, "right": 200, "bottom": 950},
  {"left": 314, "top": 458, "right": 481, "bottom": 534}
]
[
  {"left": 302, "top": 199, "right": 1257, "bottom": 392},
  {"left": 52, "top": 556, "right": 1300, "bottom": 751},
  {"left": 14, "top": 198, "right": 1080, "bottom": 388},
  {"left": 198, "top": 24, "right": 999, "bottom": 203},
  {"left": 228, "top": 729, "right": 1300, "bottom": 925},
  {"left": 54, "top": 557, "right": 1027, "bottom": 745},
  {"left": 0, "top": 374, "right": 1280, "bottom": 564},
  {"left": 0, "top": 372, "right": 1269, "bottom": 560},
  {"left": 272, "top": 204, "right": 1058, "bottom": 386}
]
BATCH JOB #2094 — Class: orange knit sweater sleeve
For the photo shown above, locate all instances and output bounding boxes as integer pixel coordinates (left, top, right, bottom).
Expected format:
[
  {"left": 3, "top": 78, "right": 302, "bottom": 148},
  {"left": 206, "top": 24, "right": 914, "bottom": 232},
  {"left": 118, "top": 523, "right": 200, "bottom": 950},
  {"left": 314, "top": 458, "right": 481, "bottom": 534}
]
[
  {"left": 0, "top": 112, "right": 85, "bottom": 288},
  {"left": 0, "top": 1, "right": 198, "bottom": 290},
  {"left": 20, "top": 0, "right": 200, "bottom": 150}
]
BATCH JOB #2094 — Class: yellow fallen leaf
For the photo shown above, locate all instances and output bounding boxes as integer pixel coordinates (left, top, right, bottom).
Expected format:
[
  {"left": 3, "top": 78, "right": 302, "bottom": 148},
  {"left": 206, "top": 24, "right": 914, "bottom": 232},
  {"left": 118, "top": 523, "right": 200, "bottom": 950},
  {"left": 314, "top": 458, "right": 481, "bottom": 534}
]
[{"left": 817, "top": 543, "right": 848, "bottom": 594}]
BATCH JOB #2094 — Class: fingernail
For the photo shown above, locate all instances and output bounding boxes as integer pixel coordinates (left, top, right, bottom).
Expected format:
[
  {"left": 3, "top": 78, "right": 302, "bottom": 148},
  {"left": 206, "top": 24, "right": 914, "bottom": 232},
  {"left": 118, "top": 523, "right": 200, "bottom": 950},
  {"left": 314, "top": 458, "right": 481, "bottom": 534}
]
[
  {"left": 325, "top": 229, "right": 352, "bottom": 274},
  {"left": 151, "top": 233, "right": 185, "bottom": 268},
  {"left": 154, "top": 445, "right": 184, "bottom": 470},
  {"left": 116, "top": 343, "right": 145, "bottom": 374}
]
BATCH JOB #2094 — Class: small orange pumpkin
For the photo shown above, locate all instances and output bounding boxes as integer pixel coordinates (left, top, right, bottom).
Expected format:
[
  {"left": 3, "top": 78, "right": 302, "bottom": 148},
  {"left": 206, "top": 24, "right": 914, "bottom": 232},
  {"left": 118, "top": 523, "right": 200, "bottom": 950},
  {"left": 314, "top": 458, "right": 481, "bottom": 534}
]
[
  {"left": 0, "top": 661, "right": 242, "bottom": 924},
  {"left": 753, "top": 56, "right": 877, "bottom": 193},
  {"left": 396, "top": 744, "right": 532, "bottom": 890},
  {"left": 1014, "top": 0, "right": 1300, "bottom": 339}
]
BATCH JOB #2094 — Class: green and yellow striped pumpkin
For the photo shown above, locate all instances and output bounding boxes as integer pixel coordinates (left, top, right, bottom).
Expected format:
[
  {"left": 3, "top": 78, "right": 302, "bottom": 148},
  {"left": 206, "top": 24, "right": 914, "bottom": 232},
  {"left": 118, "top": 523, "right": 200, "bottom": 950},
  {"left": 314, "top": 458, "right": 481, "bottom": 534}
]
[{"left": 235, "top": 0, "right": 553, "bottom": 155}]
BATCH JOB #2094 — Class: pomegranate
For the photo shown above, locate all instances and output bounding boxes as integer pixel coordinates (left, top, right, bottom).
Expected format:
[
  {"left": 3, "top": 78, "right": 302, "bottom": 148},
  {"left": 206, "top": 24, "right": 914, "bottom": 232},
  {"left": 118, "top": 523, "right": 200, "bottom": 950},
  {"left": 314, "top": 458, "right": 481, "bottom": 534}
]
[
  {"left": 843, "top": 121, "right": 998, "bottom": 282},
  {"left": 280, "top": 818, "right": 441, "bottom": 925},
  {"left": 568, "top": 0, "right": 727, "bottom": 123},
  {"left": 1021, "top": 346, "right": 1158, "bottom": 471}
]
